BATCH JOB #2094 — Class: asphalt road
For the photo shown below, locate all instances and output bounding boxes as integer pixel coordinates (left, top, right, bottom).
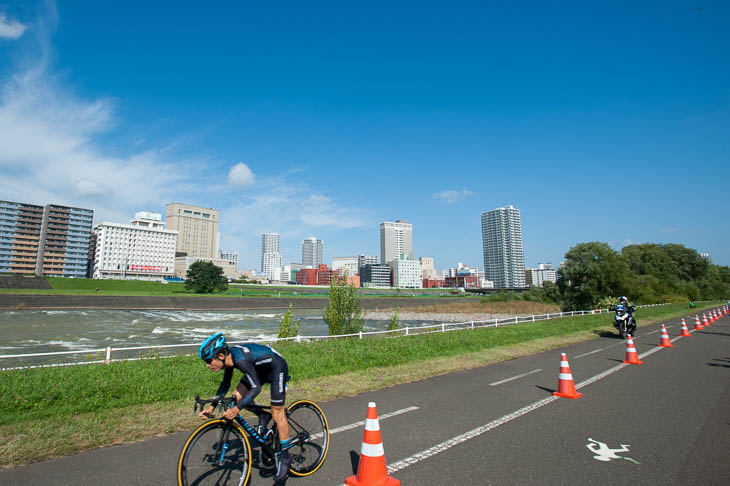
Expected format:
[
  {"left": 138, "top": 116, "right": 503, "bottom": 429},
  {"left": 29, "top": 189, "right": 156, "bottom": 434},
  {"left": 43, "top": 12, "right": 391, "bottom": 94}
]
[{"left": 2, "top": 310, "right": 728, "bottom": 485}]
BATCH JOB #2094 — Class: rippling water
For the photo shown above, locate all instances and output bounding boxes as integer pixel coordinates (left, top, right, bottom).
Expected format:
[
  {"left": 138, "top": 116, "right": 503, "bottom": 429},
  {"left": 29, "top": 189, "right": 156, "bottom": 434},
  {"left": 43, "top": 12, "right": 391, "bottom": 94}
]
[{"left": 0, "top": 309, "right": 436, "bottom": 367}]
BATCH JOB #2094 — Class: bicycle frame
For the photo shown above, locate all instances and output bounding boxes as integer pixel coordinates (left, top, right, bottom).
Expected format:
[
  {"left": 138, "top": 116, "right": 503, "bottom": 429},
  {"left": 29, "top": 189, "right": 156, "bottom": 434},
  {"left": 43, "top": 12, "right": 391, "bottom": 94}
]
[{"left": 195, "top": 397, "right": 281, "bottom": 461}]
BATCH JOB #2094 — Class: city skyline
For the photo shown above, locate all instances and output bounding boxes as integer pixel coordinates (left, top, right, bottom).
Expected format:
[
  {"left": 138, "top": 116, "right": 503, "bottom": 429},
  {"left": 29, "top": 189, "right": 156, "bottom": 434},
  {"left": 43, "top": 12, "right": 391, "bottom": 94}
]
[{"left": 1, "top": 3, "right": 728, "bottom": 270}]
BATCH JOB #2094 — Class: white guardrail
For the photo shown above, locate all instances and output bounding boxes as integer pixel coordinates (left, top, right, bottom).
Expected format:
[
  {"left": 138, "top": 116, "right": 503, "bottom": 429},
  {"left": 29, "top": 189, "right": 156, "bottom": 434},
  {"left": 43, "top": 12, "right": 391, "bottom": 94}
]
[{"left": 0, "top": 303, "right": 678, "bottom": 371}]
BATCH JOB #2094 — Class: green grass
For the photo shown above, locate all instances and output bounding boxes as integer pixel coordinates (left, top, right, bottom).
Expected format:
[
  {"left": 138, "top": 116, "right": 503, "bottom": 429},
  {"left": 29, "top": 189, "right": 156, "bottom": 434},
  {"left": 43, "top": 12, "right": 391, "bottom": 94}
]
[{"left": 0, "top": 302, "right": 712, "bottom": 427}]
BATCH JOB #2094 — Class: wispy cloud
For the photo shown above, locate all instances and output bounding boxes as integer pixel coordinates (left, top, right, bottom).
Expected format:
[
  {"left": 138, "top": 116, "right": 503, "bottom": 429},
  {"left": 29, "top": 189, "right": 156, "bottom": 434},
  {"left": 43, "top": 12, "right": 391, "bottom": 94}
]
[
  {"left": 433, "top": 188, "right": 473, "bottom": 203},
  {"left": 0, "top": 5, "right": 370, "bottom": 268},
  {"left": 0, "top": 13, "right": 27, "bottom": 39},
  {"left": 660, "top": 227, "right": 679, "bottom": 233}
]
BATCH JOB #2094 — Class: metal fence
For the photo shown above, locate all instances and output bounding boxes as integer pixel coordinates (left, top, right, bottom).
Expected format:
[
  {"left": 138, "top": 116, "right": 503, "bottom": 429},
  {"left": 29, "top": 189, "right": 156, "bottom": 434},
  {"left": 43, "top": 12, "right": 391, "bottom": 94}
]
[{"left": 0, "top": 303, "right": 679, "bottom": 371}]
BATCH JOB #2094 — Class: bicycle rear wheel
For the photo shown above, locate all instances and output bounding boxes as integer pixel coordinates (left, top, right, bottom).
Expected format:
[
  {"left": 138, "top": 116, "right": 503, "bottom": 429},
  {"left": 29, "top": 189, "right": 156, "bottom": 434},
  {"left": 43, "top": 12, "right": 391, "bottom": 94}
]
[
  {"left": 286, "top": 400, "right": 329, "bottom": 477},
  {"left": 178, "top": 420, "right": 252, "bottom": 486}
]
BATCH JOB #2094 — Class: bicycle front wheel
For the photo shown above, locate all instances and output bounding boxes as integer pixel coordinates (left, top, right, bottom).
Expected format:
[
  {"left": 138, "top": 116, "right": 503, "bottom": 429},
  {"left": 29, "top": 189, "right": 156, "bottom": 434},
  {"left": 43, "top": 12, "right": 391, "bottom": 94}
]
[
  {"left": 286, "top": 400, "right": 330, "bottom": 477},
  {"left": 178, "top": 419, "right": 252, "bottom": 486}
]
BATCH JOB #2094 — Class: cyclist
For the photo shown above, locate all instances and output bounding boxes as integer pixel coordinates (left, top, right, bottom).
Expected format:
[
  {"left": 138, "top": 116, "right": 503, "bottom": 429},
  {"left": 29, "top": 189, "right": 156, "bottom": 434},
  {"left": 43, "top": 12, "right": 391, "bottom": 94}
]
[{"left": 198, "top": 332, "right": 292, "bottom": 482}]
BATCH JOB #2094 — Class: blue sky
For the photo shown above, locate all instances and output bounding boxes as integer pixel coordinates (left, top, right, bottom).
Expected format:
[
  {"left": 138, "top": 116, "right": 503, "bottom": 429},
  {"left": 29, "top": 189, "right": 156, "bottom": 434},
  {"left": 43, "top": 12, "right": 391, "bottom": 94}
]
[{"left": 1, "top": 1, "right": 728, "bottom": 271}]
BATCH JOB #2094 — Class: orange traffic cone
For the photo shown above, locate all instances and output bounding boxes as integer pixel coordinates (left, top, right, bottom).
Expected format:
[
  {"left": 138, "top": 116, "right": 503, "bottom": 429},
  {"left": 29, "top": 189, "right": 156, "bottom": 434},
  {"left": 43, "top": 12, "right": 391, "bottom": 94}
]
[
  {"left": 679, "top": 319, "right": 691, "bottom": 337},
  {"left": 658, "top": 324, "right": 673, "bottom": 348},
  {"left": 694, "top": 315, "right": 703, "bottom": 330},
  {"left": 623, "top": 335, "right": 644, "bottom": 365},
  {"left": 702, "top": 314, "right": 710, "bottom": 328},
  {"left": 708, "top": 311, "right": 715, "bottom": 323},
  {"left": 553, "top": 353, "right": 582, "bottom": 399},
  {"left": 346, "top": 402, "right": 400, "bottom": 486}
]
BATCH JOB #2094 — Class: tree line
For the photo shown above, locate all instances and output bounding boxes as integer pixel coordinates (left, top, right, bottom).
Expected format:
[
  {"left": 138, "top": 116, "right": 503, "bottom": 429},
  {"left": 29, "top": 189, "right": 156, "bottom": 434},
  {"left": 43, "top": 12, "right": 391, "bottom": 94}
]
[{"left": 555, "top": 242, "right": 730, "bottom": 310}]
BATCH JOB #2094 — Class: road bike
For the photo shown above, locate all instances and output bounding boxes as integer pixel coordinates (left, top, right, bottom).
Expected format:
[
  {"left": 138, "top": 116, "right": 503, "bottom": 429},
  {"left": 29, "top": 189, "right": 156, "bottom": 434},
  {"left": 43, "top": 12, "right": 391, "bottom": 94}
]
[{"left": 177, "top": 396, "right": 329, "bottom": 485}]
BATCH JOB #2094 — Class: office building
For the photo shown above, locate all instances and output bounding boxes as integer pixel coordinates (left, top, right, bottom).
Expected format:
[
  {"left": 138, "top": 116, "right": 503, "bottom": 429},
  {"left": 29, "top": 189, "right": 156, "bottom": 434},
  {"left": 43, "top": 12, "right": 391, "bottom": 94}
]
[
  {"left": 0, "top": 200, "right": 44, "bottom": 274},
  {"left": 261, "top": 233, "right": 282, "bottom": 280},
  {"left": 93, "top": 212, "right": 177, "bottom": 280},
  {"left": 481, "top": 205, "right": 526, "bottom": 288},
  {"left": 38, "top": 204, "right": 94, "bottom": 278},
  {"left": 332, "top": 256, "right": 358, "bottom": 277},
  {"left": 380, "top": 220, "right": 413, "bottom": 264},
  {"left": 358, "top": 254, "right": 379, "bottom": 271},
  {"left": 302, "top": 237, "right": 323, "bottom": 267},
  {"left": 392, "top": 256, "right": 421, "bottom": 288},
  {"left": 361, "top": 264, "right": 392, "bottom": 288},
  {"left": 419, "top": 257, "right": 437, "bottom": 280},
  {"left": 165, "top": 203, "right": 219, "bottom": 258},
  {"left": 525, "top": 263, "right": 557, "bottom": 287}
]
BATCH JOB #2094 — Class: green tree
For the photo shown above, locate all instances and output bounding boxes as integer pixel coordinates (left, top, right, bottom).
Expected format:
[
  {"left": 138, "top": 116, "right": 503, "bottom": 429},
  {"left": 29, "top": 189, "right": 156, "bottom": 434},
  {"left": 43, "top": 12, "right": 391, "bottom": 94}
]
[
  {"left": 277, "top": 304, "right": 301, "bottom": 338},
  {"left": 323, "top": 278, "right": 363, "bottom": 335},
  {"left": 184, "top": 261, "right": 228, "bottom": 294},
  {"left": 557, "top": 242, "right": 630, "bottom": 310},
  {"left": 388, "top": 308, "right": 400, "bottom": 331}
]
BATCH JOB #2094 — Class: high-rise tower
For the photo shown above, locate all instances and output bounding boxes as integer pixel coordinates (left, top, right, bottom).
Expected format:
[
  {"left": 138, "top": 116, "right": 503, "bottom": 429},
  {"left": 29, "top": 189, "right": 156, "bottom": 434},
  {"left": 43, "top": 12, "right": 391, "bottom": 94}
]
[
  {"left": 261, "top": 233, "right": 282, "bottom": 279},
  {"left": 301, "top": 237, "right": 323, "bottom": 267},
  {"left": 380, "top": 220, "right": 413, "bottom": 264},
  {"left": 481, "top": 205, "right": 525, "bottom": 288}
]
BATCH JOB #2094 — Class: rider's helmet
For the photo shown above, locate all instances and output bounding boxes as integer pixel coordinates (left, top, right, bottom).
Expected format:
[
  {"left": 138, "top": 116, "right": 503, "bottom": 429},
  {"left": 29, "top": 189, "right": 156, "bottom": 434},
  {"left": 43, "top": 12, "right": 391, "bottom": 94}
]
[
  {"left": 619, "top": 296, "right": 628, "bottom": 304},
  {"left": 199, "top": 332, "right": 227, "bottom": 361}
]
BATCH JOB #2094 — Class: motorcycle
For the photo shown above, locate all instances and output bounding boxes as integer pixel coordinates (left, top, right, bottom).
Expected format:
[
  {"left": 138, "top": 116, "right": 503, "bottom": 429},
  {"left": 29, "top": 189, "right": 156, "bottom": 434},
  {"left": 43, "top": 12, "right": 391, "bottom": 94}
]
[{"left": 611, "top": 304, "right": 636, "bottom": 338}]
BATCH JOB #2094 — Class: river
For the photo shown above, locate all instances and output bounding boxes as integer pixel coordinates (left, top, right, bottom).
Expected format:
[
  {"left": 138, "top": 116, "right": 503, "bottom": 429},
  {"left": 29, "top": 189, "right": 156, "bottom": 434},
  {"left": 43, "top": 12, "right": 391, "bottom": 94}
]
[{"left": 0, "top": 309, "right": 439, "bottom": 367}]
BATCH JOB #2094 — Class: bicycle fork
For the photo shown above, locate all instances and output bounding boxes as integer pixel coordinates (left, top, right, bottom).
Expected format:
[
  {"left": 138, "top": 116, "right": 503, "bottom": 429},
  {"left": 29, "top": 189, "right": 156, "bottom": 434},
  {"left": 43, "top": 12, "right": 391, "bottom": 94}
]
[{"left": 217, "top": 426, "right": 232, "bottom": 466}]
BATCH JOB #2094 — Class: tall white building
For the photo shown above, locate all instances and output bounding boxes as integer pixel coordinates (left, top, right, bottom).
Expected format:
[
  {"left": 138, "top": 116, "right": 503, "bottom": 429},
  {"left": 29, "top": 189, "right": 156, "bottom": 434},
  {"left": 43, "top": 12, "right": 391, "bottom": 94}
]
[
  {"left": 380, "top": 220, "right": 413, "bottom": 264},
  {"left": 481, "top": 205, "right": 526, "bottom": 288},
  {"left": 261, "top": 233, "right": 282, "bottom": 280},
  {"left": 332, "top": 256, "right": 358, "bottom": 277},
  {"left": 392, "top": 256, "right": 421, "bottom": 288},
  {"left": 93, "top": 212, "right": 177, "bottom": 280},
  {"left": 302, "top": 237, "right": 323, "bottom": 267}
]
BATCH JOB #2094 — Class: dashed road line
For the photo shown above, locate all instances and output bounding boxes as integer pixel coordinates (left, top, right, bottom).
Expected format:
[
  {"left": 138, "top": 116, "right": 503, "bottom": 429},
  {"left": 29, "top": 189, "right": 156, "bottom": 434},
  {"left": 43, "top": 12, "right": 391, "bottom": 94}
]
[
  {"left": 489, "top": 369, "right": 543, "bottom": 386},
  {"left": 323, "top": 406, "right": 420, "bottom": 438},
  {"left": 366, "top": 335, "right": 679, "bottom": 480}
]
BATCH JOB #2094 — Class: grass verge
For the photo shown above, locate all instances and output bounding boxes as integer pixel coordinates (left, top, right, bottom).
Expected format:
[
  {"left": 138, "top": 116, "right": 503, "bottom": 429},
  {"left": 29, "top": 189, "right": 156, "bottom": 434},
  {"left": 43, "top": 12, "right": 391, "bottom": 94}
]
[{"left": 0, "top": 302, "right": 719, "bottom": 469}]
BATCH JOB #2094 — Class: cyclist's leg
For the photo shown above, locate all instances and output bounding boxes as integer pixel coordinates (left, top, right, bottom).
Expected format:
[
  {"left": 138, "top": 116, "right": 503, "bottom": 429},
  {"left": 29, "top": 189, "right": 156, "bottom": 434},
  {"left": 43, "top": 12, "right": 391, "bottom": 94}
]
[{"left": 270, "top": 358, "right": 290, "bottom": 441}]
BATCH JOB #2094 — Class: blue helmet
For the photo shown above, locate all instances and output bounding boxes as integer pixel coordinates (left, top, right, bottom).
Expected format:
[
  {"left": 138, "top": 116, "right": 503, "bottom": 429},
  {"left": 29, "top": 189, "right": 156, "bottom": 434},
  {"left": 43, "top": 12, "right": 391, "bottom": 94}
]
[{"left": 199, "top": 332, "right": 227, "bottom": 361}]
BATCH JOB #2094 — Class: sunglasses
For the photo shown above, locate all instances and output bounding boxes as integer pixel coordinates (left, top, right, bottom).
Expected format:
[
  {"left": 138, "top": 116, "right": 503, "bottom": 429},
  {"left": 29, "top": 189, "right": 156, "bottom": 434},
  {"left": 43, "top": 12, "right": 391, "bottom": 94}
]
[{"left": 205, "top": 358, "right": 217, "bottom": 365}]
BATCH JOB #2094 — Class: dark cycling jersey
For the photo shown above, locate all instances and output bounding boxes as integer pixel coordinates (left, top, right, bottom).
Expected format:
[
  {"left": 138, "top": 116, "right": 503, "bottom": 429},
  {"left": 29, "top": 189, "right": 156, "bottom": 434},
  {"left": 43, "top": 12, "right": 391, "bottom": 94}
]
[{"left": 214, "top": 343, "right": 290, "bottom": 408}]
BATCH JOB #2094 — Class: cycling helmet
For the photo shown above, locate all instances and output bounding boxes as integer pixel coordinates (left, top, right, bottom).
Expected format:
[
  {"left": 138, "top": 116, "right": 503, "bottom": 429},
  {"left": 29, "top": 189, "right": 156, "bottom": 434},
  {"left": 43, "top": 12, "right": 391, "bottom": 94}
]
[
  {"left": 199, "top": 332, "right": 227, "bottom": 361},
  {"left": 619, "top": 296, "right": 627, "bottom": 303}
]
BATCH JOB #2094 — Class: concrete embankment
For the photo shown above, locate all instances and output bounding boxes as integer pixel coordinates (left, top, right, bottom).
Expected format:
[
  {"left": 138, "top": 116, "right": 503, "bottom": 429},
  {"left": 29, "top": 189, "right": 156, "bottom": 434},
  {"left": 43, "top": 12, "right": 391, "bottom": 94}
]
[{"left": 0, "top": 294, "right": 453, "bottom": 311}]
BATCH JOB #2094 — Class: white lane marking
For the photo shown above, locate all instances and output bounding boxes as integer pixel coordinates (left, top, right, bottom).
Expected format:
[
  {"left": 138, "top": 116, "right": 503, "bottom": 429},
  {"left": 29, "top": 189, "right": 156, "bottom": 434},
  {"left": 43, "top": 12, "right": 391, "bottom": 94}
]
[
  {"left": 325, "top": 406, "right": 419, "bottom": 437},
  {"left": 369, "top": 339, "right": 677, "bottom": 479},
  {"left": 574, "top": 347, "right": 611, "bottom": 359},
  {"left": 489, "top": 369, "right": 543, "bottom": 386},
  {"left": 574, "top": 324, "right": 676, "bottom": 359}
]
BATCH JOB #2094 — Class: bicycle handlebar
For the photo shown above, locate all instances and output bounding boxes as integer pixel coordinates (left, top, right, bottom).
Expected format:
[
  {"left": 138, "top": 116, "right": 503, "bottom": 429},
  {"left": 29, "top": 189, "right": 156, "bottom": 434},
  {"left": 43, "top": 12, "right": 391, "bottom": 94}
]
[
  {"left": 193, "top": 395, "right": 272, "bottom": 418},
  {"left": 194, "top": 395, "right": 236, "bottom": 417}
]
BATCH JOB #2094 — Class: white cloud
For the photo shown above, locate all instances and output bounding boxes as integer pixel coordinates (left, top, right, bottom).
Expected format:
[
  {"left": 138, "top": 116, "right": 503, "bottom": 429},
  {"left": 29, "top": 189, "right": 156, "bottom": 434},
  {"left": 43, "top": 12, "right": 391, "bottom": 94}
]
[
  {"left": 227, "top": 162, "right": 255, "bottom": 187},
  {"left": 0, "top": 14, "right": 27, "bottom": 39},
  {"left": 1, "top": 6, "right": 371, "bottom": 271},
  {"left": 433, "top": 188, "right": 473, "bottom": 203},
  {"left": 74, "top": 177, "right": 108, "bottom": 196}
]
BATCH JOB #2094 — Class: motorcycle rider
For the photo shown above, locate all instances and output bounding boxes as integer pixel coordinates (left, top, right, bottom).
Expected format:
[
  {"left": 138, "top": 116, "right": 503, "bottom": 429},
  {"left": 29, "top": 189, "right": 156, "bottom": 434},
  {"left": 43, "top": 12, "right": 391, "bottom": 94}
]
[{"left": 618, "top": 295, "right": 636, "bottom": 326}]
